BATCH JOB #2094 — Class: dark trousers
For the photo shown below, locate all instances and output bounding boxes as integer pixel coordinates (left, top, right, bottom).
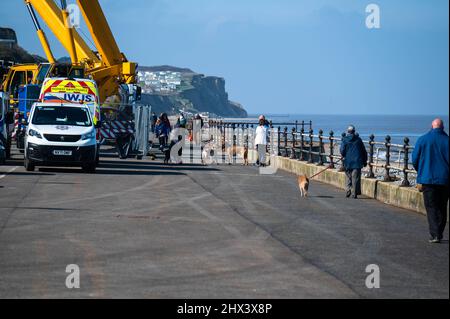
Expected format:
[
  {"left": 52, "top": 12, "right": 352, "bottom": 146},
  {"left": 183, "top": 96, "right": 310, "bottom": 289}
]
[
  {"left": 422, "top": 184, "right": 449, "bottom": 239},
  {"left": 345, "top": 168, "right": 362, "bottom": 195}
]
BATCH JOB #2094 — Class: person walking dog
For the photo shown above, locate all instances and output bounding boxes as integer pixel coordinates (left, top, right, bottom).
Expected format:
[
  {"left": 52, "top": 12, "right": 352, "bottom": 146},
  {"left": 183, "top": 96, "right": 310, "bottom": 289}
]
[
  {"left": 412, "top": 118, "right": 449, "bottom": 244},
  {"left": 340, "top": 125, "right": 368, "bottom": 199}
]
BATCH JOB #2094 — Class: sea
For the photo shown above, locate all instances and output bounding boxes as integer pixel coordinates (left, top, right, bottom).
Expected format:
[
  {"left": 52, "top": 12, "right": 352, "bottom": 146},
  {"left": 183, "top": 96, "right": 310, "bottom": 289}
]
[{"left": 244, "top": 114, "right": 450, "bottom": 146}]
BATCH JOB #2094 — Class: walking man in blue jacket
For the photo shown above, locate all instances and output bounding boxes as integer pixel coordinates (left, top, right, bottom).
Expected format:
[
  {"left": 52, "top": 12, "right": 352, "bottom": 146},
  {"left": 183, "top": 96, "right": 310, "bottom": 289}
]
[
  {"left": 412, "top": 118, "right": 449, "bottom": 243},
  {"left": 340, "top": 125, "right": 368, "bottom": 199}
]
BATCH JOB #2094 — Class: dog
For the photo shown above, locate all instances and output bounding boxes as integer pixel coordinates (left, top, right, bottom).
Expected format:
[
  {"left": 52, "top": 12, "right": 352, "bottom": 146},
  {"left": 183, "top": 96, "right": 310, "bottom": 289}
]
[
  {"left": 226, "top": 145, "right": 248, "bottom": 165},
  {"left": 297, "top": 174, "right": 310, "bottom": 197}
]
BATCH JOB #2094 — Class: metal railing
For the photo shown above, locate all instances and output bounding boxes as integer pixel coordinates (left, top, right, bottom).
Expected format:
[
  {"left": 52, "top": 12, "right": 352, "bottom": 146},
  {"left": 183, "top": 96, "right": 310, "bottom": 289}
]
[
  {"left": 276, "top": 127, "right": 416, "bottom": 187},
  {"left": 207, "top": 119, "right": 312, "bottom": 164},
  {"left": 207, "top": 119, "right": 417, "bottom": 186}
]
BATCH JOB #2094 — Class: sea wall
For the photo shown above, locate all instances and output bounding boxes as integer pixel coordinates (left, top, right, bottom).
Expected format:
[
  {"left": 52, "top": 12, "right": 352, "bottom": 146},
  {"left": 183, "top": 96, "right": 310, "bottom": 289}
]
[{"left": 273, "top": 156, "right": 430, "bottom": 215}]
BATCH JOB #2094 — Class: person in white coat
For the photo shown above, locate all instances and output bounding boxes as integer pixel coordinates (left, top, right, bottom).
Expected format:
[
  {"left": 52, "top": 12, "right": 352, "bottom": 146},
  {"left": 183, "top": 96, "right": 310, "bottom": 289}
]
[{"left": 255, "top": 116, "right": 268, "bottom": 166}]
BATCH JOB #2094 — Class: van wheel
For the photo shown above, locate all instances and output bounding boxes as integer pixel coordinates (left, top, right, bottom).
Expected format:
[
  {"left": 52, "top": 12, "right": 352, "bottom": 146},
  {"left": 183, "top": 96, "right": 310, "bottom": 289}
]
[
  {"left": 82, "top": 163, "right": 96, "bottom": 173},
  {"left": 24, "top": 158, "right": 35, "bottom": 171}
]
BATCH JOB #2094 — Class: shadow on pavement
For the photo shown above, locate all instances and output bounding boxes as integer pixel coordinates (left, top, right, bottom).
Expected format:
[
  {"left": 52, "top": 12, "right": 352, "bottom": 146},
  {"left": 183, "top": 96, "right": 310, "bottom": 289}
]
[
  {"left": 2, "top": 171, "right": 55, "bottom": 176},
  {"left": 98, "top": 161, "right": 218, "bottom": 172},
  {"left": 38, "top": 167, "right": 186, "bottom": 176},
  {"left": 95, "top": 169, "right": 185, "bottom": 176},
  {"left": 310, "top": 195, "right": 335, "bottom": 199},
  {"left": 0, "top": 206, "right": 83, "bottom": 211},
  {"left": 2, "top": 159, "right": 23, "bottom": 167}
]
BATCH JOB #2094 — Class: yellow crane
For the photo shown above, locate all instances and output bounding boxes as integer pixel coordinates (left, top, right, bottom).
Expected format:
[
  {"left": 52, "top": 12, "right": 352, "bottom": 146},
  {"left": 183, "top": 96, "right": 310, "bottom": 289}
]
[
  {"left": 1, "top": 0, "right": 141, "bottom": 159},
  {"left": 24, "top": 0, "right": 138, "bottom": 104}
]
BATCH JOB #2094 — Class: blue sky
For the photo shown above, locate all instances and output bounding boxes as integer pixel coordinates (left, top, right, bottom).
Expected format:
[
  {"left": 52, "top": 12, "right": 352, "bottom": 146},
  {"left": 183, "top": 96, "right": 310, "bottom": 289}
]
[{"left": 1, "top": 0, "right": 448, "bottom": 115}]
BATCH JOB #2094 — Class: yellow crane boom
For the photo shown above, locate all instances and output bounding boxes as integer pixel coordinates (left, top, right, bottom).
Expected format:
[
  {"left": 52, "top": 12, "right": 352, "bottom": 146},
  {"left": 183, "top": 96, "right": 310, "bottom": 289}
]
[
  {"left": 24, "top": 0, "right": 100, "bottom": 66},
  {"left": 77, "top": 0, "right": 123, "bottom": 67},
  {"left": 24, "top": 0, "right": 138, "bottom": 103}
]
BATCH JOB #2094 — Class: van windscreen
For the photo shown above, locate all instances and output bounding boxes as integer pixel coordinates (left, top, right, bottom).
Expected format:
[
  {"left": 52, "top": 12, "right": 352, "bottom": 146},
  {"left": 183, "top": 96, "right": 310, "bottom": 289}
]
[{"left": 32, "top": 106, "right": 92, "bottom": 127}]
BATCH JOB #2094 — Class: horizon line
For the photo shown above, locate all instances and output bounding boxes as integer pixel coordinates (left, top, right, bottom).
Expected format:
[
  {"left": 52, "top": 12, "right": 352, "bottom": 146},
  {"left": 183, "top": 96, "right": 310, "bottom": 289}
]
[{"left": 247, "top": 113, "right": 450, "bottom": 117}]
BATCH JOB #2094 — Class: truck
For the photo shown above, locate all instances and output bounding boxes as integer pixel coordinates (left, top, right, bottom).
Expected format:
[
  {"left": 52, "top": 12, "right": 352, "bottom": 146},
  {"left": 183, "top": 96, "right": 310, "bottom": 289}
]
[{"left": 24, "top": 77, "right": 101, "bottom": 172}]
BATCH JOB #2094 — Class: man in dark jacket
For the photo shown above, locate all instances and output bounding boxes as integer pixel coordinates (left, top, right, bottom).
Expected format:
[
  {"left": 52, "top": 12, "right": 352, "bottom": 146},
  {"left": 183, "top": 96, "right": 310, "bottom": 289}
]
[
  {"left": 340, "top": 125, "right": 368, "bottom": 199},
  {"left": 412, "top": 118, "right": 449, "bottom": 243}
]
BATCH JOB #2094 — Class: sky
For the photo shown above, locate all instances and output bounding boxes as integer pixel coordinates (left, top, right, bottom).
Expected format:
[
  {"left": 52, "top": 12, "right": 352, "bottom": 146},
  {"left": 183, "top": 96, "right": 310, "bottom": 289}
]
[{"left": 1, "top": 0, "right": 448, "bottom": 115}]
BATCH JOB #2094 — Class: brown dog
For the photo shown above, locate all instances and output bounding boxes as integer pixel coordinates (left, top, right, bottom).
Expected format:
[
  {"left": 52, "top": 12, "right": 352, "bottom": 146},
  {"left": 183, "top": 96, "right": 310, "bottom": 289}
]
[
  {"left": 226, "top": 145, "right": 248, "bottom": 165},
  {"left": 297, "top": 175, "right": 310, "bottom": 197}
]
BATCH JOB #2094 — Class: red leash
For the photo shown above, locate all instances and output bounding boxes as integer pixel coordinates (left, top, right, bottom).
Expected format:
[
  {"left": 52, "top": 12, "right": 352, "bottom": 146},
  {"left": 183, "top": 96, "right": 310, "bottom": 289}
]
[{"left": 308, "top": 158, "right": 342, "bottom": 179}]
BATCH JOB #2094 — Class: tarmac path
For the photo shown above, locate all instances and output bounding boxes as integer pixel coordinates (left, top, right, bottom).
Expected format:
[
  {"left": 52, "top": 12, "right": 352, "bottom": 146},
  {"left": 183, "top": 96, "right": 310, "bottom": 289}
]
[{"left": 0, "top": 153, "right": 448, "bottom": 298}]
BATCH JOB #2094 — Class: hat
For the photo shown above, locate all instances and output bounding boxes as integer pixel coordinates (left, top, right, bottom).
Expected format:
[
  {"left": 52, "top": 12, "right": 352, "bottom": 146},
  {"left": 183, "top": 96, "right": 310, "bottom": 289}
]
[{"left": 347, "top": 125, "right": 356, "bottom": 133}]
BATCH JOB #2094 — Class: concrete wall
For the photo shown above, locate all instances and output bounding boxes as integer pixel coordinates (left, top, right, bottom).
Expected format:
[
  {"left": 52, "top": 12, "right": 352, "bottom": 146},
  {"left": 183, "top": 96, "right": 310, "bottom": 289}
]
[{"left": 273, "top": 156, "right": 428, "bottom": 215}]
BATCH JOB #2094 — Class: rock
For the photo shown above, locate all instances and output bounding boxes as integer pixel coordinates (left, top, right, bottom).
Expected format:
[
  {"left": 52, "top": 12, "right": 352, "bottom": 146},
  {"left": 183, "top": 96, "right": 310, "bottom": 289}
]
[{"left": 139, "top": 65, "right": 247, "bottom": 117}]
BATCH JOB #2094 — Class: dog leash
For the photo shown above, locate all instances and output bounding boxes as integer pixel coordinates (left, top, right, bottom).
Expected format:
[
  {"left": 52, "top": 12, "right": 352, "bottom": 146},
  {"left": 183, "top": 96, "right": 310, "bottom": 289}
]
[{"left": 308, "top": 158, "right": 342, "bottom": 179}]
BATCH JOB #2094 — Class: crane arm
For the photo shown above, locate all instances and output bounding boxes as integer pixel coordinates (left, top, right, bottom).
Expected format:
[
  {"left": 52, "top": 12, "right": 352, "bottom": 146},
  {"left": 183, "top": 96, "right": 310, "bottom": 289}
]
[
  {"left": 76, "top": 0, "right": 124, "bottom": 67},
  {"left": 24, "top": 0, "right": 100, "bottom": 65},
  {"left": 25, "top": 2, "right": 56, "bottom": 64}
]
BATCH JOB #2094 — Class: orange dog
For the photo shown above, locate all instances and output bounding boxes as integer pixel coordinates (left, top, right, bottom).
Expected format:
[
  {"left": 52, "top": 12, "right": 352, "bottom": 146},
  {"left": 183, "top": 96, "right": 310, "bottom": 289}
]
[
  {"left": 226, "top": 145, "right": 248, "bottom": 165},
  {"left": 297, "top": 175, "right": 310, "bottom": 197}
]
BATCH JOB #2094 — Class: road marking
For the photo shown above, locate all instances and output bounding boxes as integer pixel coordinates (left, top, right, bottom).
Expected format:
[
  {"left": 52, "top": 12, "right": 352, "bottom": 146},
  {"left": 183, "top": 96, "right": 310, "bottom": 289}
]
[{"left": 0, "top": 166, "right": 18, "bottom": 180}]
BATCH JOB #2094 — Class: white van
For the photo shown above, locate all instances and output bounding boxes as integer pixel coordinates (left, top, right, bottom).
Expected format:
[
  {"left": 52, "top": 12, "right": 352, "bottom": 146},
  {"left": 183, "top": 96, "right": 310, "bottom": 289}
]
[
  {"left": 24, "top": 102, "right": 99, "bottom": 172},
  {"left": 24, "top": 78, "right": 101, "bottom": 172}
]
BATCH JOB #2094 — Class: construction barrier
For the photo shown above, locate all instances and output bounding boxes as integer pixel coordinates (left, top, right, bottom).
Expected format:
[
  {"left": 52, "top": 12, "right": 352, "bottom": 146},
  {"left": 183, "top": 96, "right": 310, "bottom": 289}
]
[{"left": 100, "top": 120, "right": 135, "bottom": 139}]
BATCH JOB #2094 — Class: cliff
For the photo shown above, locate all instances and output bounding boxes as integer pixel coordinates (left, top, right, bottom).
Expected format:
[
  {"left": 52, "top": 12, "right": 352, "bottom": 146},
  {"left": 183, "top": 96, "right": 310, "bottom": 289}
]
[
  {"left": 0, "top": 27, "right": 46, "bottom": 64},
  {"left": 139, "top": 65, "right": 247, "bottom": 117}
]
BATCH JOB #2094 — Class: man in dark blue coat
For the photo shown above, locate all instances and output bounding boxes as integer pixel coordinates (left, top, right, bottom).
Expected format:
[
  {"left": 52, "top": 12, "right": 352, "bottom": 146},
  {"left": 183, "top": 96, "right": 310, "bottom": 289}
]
[
  {"left": 412, "top": 118, "right": 449, "bottom": 243},
  {"left": 340, "top": 125, "right": 368, "bottom": 199}
]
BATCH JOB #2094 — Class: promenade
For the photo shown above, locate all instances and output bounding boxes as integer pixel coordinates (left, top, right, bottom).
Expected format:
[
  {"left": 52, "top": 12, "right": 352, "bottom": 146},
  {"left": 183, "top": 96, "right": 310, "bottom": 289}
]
[{"left": 0, "top": 152, "right": 448, "bottom": 298}]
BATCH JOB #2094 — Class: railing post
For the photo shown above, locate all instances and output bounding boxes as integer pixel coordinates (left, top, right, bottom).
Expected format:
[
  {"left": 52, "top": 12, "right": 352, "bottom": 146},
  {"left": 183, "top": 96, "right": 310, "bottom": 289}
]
[
  {"left": 401, "top": 137, "right": 410, "bottom": 187},
  {"left": 384, "top": 135, "right": 391, "bottom": 182},
  {"left": 367, "top": 134, "right": 375, "bottom": 178},
  {"left": 232, "top": 123, "right": 236, "bottom": 164},
  {"left": 317, "top": 129, "right": 324, "bottom": 166},
  {"left": 339, "top": 132, "right": 346, "bottom": 172},
  {"left": 329, "top": 130, "right": 335, "bottom": 169},
  {"left": 245, "top": 124, "right": 249, "bottom": 149},
  {"left": 210, "top": 120, "right": 214, "bottom": 142},
  {"left": 299, "top": 125, "right": 304, "bottom": 161},
  {"left": 283, "top": 127, "right": 288, "bottom": 157},
  {"left": 277, "top": 126, "right": 281, "bottom": 156},
  {"left": 308, "top": 129, "right": 313, "bottom": 163},
  {"left": 250, "top": 124, "right": 254, "bottom": 161},
  {"left": 221, "top": 122, "right": 226, "bottom": 164},
  {"left": 291, "top": 128, "right": 296, "bottom": 159}
]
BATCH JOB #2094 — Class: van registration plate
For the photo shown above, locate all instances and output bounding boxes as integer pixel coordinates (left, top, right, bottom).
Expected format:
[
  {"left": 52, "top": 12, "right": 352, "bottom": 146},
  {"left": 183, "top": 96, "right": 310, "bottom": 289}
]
[{"left": 53, "top": 150, "right": 72, "bottom": 156}]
